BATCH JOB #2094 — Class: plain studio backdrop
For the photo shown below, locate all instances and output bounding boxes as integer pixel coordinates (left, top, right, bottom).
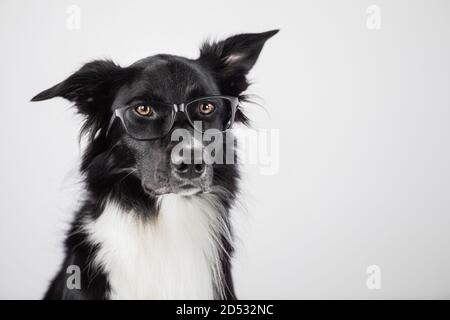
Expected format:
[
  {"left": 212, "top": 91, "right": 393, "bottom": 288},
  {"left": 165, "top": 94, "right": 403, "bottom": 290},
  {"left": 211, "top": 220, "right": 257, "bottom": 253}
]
[{"left": 1, "top": 0, "right": 450, "bottom": 299}]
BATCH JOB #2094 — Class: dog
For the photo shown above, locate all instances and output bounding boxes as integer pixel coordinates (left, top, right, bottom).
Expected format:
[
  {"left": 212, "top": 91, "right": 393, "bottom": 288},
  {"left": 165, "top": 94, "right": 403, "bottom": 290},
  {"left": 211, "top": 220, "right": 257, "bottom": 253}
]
[{"left": 31, "top": 30, "right": 278, "bottom": 300}]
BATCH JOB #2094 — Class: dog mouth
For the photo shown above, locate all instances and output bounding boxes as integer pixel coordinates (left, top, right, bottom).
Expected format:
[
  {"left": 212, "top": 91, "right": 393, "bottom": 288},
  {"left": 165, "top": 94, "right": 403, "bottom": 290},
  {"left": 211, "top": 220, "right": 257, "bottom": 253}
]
[
  {"left": 143, "top": 181, "right": 210, "bottom": 197},
  {"left": 174, "top": 184, "right": 203, "bottom": 196}
]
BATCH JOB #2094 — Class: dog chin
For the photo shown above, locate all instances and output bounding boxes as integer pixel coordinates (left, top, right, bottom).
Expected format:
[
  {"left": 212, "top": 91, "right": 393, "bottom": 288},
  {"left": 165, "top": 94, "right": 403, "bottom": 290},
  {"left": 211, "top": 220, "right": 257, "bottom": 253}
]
[
  {"left": 173, "top": 186, "right": 203, "bottom": 197},
  {"left": 145, "top": 184, "right": 208, "bottom": 197}
]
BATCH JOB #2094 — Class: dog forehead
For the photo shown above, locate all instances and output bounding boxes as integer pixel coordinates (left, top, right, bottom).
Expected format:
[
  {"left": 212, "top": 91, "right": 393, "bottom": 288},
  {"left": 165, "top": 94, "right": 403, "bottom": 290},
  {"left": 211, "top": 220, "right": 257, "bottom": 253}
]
[{"left": 124, "top": 55, "right": 219, "bottom": 102}]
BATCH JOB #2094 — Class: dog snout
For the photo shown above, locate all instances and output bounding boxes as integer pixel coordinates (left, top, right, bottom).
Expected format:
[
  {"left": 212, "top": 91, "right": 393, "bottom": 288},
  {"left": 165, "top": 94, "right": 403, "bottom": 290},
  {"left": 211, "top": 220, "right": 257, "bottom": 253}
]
[{"left": 171, "top": 149, "right": 207, "bottom": 179}]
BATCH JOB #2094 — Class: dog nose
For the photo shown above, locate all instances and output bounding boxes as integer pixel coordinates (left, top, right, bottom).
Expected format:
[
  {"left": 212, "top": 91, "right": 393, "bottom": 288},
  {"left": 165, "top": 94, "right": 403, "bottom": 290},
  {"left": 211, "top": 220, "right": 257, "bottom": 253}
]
[
  {"left": 170, "top": 138, "right": 208, "bottom": 180},
  {"left": 172, "top": 161, "right": 206, "bottom": 179}
]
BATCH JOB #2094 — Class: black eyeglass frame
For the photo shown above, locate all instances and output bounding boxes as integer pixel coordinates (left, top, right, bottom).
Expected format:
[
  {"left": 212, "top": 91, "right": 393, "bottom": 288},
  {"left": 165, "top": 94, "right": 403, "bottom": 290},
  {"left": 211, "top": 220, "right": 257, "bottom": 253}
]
[{"left": 106, "top": 95, "right": 240, "bottom": 141}]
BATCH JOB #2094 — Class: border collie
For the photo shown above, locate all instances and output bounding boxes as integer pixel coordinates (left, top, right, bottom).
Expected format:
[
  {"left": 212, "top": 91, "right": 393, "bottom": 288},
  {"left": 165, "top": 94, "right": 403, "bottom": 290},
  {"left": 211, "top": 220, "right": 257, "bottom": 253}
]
[{"left": 31, "top": 30, "right": 278, "bottom": 300}]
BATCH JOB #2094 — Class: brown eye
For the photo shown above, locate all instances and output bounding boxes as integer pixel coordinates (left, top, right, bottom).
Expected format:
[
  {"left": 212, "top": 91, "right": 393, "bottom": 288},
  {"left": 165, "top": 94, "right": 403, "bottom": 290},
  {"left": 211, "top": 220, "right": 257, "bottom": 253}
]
[
  {"left": 134, "top": 105, "right": 153, "bottom": 117},
  {"left": 198, "top": 102, "right": 215, "bottom": 115}
]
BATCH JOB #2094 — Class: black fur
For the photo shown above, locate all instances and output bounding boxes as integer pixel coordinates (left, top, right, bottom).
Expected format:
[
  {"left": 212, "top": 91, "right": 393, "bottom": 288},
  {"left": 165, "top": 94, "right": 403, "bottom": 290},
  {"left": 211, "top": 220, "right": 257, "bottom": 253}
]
[{"left": 32, "top": 30, "right": 278, "bottom": 300}]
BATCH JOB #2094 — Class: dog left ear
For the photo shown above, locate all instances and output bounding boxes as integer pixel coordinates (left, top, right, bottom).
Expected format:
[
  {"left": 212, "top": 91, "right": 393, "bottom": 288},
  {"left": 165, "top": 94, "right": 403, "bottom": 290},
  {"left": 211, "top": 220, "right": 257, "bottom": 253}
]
[
  {"left": 31, "top": 60, "right": 127, "bottom": 117},
  {"left": 198, "top": 29, "right": 279, "bottom": 95}
]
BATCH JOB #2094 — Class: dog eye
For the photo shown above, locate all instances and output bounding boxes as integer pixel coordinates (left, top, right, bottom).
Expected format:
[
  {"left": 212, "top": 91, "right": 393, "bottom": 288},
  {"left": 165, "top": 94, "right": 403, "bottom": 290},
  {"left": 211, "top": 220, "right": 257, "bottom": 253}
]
[
  {"left": 198, "top": 102, "right": 215, "bottom": 115},
  {"left": 134, "top": 105, "right": 154, "bottom": 117}
]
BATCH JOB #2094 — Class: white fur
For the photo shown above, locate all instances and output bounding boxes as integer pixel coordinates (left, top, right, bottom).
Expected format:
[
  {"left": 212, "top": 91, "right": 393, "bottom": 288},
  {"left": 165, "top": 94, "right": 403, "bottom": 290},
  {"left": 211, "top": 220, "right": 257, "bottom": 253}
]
[{"left": 84, "top": 193, "right": 231, "bottom": 300}]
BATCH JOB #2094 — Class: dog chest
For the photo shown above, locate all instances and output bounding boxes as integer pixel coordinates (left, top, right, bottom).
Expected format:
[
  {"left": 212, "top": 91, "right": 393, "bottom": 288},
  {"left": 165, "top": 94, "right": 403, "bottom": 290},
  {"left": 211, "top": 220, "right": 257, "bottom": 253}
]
[{"left": 84, "top": 195, "right": 225, "bottom": 299}]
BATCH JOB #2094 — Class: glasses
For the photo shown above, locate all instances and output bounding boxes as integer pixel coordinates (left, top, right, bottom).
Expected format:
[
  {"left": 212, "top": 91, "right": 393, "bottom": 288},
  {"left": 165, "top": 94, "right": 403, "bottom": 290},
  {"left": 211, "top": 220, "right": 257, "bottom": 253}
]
[{"left": 107, "top": 96, "right": 239, "bottom": 141}]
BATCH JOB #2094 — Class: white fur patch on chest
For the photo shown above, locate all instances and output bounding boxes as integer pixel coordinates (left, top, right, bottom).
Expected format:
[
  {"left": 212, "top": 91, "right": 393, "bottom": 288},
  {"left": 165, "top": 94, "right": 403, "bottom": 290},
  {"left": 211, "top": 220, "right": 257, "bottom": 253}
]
[{"left": 84, "top": 194, "right": 228, "bottom": 300}]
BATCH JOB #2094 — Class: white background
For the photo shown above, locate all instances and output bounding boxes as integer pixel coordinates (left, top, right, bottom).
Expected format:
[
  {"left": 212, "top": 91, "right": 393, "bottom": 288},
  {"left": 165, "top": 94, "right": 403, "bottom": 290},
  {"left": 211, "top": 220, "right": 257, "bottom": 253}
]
[{"left": 1, "top": 0, "right": 450, "bottom": 299}]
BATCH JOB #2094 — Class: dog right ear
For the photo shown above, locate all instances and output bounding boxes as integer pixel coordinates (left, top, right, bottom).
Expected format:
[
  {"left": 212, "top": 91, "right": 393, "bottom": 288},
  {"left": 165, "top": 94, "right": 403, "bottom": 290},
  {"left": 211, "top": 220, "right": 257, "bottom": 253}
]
[
  {"left": 198, "top": 30, "right": 279, "bottom": 96},
  {"left": 31, "top": 60, "right": 127, "bottom": 117}
]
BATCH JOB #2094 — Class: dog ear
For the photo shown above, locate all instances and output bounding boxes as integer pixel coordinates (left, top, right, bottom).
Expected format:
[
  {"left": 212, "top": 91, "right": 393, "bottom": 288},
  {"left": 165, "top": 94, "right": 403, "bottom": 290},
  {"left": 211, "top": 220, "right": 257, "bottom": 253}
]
[
  {"left": 198, "top": 30, "right": 279, "bottom": 95},
  {"left": 31, "top": 60, "right": 127, "bottom": 116}
]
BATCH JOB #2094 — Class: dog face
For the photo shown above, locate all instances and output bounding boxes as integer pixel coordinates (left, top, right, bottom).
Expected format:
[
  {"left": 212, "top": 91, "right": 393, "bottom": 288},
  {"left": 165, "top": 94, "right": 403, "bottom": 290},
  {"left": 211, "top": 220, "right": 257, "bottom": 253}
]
[
  {"left": 107, "top": 55, "right": 224, "bottom": 196},
  {"left": 32, "top": 30, "right": 277, "bottom": 200}
]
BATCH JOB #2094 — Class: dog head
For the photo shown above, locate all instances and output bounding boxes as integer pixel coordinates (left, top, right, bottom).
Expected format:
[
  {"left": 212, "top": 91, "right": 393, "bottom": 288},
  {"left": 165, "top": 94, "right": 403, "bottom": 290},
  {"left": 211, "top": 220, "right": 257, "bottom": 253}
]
[{"left": 31, "top": 30, "right": 277, "bottom": 202}]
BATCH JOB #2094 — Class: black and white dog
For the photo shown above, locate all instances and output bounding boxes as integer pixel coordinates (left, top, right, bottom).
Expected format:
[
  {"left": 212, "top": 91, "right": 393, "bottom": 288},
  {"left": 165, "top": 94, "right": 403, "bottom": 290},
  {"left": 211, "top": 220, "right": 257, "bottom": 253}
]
[{"left": 32, "top": 30, "right": 277, "bottom": 300}]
